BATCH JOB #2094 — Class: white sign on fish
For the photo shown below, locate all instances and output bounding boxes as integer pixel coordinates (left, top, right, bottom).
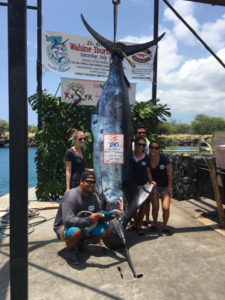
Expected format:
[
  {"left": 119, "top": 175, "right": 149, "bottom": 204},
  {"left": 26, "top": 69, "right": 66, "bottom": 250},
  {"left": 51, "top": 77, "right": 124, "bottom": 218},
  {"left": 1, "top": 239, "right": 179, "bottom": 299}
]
[
  {"left": 43, "top": 30, "right": 156, "bottom": 82},
  {"left": 61, "top": 78, "right": 136, "bottom": 106},
  {"left": 103, "top": 134, "right": 124, "bottom": 164}
]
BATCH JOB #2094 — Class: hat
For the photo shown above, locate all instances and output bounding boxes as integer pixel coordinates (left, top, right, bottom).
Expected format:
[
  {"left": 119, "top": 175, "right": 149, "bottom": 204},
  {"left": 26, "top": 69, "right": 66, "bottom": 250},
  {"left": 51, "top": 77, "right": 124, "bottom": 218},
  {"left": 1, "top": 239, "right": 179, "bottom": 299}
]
[{"left": 80, "top": 170, "right": 95, "bottom": 181}]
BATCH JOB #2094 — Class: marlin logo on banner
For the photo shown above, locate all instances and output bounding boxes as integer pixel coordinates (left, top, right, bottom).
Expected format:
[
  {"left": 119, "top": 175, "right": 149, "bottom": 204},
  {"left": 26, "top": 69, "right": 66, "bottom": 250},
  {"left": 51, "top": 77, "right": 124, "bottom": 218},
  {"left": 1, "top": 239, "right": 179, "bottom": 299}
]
[{"left": 45, "top": 34, "right": 71, "bottom": 72}]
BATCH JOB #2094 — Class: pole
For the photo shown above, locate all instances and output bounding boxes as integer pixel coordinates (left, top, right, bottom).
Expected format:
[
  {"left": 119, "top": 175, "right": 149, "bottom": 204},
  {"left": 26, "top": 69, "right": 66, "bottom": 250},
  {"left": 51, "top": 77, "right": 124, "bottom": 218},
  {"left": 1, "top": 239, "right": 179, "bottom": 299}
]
[
  {"left": 8, "top": 0, "right": 28, "bottom": 299},
  {"left": 163, "top": 0, "right": 225, "bottom": 69},
  {"left": 37, "top": 0, "right": 42, "bottom": 130},
  {"left": 152, "top": 0, "right": 159, "bottom": 100}
]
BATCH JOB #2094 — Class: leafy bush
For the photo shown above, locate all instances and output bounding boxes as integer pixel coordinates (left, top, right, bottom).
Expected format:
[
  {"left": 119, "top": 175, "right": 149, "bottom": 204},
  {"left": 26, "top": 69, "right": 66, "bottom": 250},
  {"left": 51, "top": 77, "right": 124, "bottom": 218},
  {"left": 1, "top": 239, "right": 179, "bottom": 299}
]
[
  {"left": 29, "top": 91, "right": 94, "bottom": 201},
  {"left": 131, "top": 98, "right": 171, "bottom": 146}
]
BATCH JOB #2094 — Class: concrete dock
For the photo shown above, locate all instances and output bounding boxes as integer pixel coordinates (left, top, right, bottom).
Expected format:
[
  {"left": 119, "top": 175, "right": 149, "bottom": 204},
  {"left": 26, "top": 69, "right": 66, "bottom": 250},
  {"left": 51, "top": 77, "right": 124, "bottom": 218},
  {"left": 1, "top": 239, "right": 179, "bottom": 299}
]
[{"left": 1, "top": 188, "right": 225, "bottom": 300}]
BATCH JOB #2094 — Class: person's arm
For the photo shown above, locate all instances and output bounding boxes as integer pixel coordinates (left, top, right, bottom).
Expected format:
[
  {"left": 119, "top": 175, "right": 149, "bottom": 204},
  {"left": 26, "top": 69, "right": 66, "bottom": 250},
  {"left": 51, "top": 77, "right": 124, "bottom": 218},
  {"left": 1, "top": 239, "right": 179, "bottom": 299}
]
[
  {"left": 61, "top": 194, "right": 93, "bottom": 228},
  {"left": 65, "top": 161, "right": 72, "bottom": 192},
  {"left": 85, "top": 168, "right": 93, "bottom": 171},
  {"left": 146, "top": 167, "right": 153, "bottom": 183},
  {"left": 146, "top": 167, "right": 157, "bottom": 187},
  {"left": 166, "top": 163, "right": 173, "bottom": 196}
]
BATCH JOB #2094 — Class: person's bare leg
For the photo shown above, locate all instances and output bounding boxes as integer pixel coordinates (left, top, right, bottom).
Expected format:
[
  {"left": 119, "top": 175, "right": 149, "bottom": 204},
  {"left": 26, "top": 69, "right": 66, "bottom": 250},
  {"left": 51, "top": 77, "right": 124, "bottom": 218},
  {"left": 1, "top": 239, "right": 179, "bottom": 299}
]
[
  {"left": 66, "top": 229, "right": 82, "bottom": 251},
  {"left": 137, "top": 203, "right": 145, "bottom": 229},
  {"left": 151, "top": 192, "right": 159, "bottom": 227},
  {"left": 145, "top": 200, "right": 151, "bottom": 226},
  {"left": 161, "top": 193, "right": 170, "bottom": 230}
]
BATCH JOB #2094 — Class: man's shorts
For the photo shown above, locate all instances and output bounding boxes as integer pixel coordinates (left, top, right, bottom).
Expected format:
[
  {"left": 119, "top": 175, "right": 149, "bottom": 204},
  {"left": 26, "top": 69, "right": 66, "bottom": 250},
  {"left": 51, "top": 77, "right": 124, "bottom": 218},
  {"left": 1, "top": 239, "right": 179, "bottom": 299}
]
[{"left": 56, "top": 222, "right": 110, "bottom": 241}]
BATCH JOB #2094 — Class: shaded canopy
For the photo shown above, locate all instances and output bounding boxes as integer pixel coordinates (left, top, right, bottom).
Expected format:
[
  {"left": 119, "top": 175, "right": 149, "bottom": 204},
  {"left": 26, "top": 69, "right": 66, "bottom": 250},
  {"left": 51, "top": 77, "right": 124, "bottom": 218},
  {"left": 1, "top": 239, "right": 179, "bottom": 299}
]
[{"left": 185, "top": 0, "right": 225, "bottom": 6}]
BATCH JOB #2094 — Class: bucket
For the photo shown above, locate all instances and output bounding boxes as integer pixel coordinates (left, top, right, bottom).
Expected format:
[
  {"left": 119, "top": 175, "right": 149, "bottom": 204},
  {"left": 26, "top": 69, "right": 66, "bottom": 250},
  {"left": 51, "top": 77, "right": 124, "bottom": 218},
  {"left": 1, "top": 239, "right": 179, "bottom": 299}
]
[{"left": 215, "top": 145, "right": 225, "bottom": 169}]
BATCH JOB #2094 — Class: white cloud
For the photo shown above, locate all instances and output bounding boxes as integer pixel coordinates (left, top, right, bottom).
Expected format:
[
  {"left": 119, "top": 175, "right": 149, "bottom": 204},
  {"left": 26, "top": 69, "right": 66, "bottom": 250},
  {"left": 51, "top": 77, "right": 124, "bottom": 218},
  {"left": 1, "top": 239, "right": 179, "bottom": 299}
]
[
  {"left": 163, "top": 1, "right": 225, "bottom": 51},
  {"left": 122, "top": 2, "right": 225, "bottom": 122},
  {"left": 121, "top": 35, "right": 153, "bottom": 44},
  {"left": 164, "top": 0, "right": 199, "bottom": 45},
  {"left": 137, "top": 48, "right": 225, "bottom": 119},
  {"left": 200, "top": 14, "right": 225, "bottom": 50}
]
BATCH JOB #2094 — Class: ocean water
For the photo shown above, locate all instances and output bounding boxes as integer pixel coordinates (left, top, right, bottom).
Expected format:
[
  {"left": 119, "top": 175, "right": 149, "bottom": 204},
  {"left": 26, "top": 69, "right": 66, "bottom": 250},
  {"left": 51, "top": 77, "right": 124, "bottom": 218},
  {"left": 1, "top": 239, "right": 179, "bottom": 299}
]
[{"left": 0, "top": 148, "right": 37, "bottom": 196}]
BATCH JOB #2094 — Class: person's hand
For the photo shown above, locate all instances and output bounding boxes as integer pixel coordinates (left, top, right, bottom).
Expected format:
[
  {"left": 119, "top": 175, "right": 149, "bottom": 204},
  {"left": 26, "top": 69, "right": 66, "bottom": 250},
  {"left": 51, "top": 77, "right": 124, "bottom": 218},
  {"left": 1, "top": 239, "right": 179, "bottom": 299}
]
[
  {"left": 112, "top": 209, "right": 122, "bottom": 218},
  {"left": 90, "top": 212, "right": 102, "bottom": 224},
  {"left": 168, "top": 186, "right": 173, "bottom": 196},
  {"left": 151, "top": 181, "right": 157, "bottom": 187}
]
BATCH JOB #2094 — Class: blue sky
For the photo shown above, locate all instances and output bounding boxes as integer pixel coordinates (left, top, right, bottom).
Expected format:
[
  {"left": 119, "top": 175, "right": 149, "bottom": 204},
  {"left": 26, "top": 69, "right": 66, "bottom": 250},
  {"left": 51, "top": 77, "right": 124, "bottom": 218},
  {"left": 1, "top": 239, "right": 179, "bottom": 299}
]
[{"left": 0, "top": 0, "right": 225, "bottom": 125}]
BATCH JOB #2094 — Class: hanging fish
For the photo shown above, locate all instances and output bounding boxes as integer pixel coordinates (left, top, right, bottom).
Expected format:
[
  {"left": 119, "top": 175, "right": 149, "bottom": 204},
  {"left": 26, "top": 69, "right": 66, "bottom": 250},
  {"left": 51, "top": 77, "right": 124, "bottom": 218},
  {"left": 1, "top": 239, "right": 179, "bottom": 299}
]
[
  {"left": 81, "top": 14, "right": 165, "bottom": 277},
  {"left": 81, "top": 14, "right": 164, "bottom": 214}
]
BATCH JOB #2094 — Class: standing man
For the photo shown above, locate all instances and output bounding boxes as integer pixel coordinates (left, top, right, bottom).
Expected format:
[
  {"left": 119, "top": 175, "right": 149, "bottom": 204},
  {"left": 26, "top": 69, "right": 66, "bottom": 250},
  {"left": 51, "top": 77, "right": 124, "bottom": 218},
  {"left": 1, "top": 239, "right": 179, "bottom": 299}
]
[
  {"left": 133, "top": 125, "right": 149, "bottom": 154},
  {"left": 54, "top": 170, "right": 120, "bottom": 266}
]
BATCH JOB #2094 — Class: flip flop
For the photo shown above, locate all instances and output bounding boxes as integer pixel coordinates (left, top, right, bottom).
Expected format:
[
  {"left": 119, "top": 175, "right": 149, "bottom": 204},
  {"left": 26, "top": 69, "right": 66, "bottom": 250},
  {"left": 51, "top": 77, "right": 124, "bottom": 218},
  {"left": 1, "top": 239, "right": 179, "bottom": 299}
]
[
  {"left": 143, "top": 221, "right": 151, "bottom": 227},
  {"left": 162, "top": 228, "right": 172, "bottom": 236}
]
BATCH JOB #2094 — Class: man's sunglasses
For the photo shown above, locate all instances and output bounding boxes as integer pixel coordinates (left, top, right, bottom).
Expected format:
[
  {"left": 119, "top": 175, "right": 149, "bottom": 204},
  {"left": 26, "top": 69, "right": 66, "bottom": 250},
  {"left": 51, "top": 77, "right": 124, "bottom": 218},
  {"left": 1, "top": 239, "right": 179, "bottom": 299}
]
[
  {"left": 78, "top": 137, "right": 86, "bottom": 141},
  {"left": 149, "top": 146, "right": 159, "bottom": 150},
  {"left": 85, "top": 179, "right": 96, "bottom": 184},
  {"left": 136, "top": 131, "right": 146, "bottom": 135},
  {"left": 136, "top": 143, "right": 146, "bottom": 147}
]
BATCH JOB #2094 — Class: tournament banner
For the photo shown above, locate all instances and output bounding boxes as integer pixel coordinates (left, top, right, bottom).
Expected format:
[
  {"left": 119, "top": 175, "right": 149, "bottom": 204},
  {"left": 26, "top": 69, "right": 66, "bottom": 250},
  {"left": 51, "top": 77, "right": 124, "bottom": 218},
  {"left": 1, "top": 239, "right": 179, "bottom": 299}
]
[
  {"left": 43, "top": 30, "right": 156, "bottom": 82},
  {"left": 61, "top": 78, "right": 136, "bottom": 106}
]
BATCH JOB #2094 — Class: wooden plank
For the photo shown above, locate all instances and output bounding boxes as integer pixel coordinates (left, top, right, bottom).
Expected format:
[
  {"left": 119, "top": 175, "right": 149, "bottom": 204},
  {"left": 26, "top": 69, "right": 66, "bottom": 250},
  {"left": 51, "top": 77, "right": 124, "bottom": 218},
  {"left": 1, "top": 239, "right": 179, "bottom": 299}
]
[{"left": 207, "top": 157, "right": 225, "bottom": 229}]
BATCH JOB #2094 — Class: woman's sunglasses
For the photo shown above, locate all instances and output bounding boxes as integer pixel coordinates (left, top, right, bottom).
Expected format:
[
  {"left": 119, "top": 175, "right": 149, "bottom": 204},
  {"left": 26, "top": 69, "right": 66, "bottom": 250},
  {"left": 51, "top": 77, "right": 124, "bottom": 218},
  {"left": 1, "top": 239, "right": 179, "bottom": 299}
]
[
  {"left": 78, "top": 137, "right": 86, "bottom": 141},
  {"left": 149, "top": 146, "right": 159, "bottom": 150},
  {"left": 136, "top": 143, "right": 146, "bottom": 147}
]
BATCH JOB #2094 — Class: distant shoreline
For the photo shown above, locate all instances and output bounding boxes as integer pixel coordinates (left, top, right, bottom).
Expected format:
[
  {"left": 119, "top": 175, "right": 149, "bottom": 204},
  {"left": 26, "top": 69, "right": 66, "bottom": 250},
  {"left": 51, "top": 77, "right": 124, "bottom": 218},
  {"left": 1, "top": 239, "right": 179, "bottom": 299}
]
[
  {"left": 0, "top": 134, "right": 212, "bottom": 148},
  {"left": 0, "top": 137, "right": 35, "bottom": 148}
]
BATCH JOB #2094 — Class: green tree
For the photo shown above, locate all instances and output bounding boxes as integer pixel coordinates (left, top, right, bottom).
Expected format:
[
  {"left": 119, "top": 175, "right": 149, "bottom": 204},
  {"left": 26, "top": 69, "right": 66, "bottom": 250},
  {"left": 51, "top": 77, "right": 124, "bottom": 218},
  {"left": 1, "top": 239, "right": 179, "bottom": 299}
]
[
  {"left": 0, "top": 119, "right": 9, "bottom": 135},
  {"left": 157, "top": 120, "right": 173, "bottom": 134},
  {"left": 28, "top": 124, "right": 38, "bottom": 134},
  {"left": 131, "top": 99, "right": 171, "bottom": 138},
  {"left": 191, "top": 114, "right": 225, "bottom": 134},
  {"left": 28, "top": 90, "right": 94, "bottom": 201},
  {"left": 174, "top": 123, "right": 191, "bottom": 134}
]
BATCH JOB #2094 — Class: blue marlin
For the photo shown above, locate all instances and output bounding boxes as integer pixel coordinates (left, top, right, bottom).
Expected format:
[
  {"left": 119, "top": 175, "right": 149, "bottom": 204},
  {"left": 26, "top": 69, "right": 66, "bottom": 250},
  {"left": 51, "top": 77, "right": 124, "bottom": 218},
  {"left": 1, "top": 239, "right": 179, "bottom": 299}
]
[
  {"left": 81, "top": 14, "right": 165, "bottom": 278},
  {"left": 81, "top": 14, "right": 165, "bottom": 213}
]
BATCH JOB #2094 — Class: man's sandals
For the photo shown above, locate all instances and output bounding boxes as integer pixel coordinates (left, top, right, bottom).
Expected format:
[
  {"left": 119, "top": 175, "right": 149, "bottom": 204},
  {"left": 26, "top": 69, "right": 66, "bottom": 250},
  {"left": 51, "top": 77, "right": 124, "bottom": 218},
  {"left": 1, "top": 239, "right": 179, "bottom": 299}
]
[{"left": 127, "top": 225, "right": 145, "bottom": 235}]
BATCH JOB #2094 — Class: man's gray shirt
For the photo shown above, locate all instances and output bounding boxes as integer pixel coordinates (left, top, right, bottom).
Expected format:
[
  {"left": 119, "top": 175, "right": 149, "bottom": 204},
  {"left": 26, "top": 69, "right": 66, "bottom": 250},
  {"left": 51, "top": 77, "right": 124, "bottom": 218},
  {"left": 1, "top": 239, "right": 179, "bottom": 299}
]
[{"left": 53, "top": 187, "right": 101, "bottom": 233}]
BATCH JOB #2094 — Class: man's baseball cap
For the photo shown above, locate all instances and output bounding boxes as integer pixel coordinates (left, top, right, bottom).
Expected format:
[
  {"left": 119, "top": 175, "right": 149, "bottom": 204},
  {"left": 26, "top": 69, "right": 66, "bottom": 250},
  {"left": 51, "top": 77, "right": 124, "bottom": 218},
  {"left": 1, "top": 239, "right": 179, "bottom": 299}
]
[{"left": 80, "top": 170, "right": 95, "bottom": 181}]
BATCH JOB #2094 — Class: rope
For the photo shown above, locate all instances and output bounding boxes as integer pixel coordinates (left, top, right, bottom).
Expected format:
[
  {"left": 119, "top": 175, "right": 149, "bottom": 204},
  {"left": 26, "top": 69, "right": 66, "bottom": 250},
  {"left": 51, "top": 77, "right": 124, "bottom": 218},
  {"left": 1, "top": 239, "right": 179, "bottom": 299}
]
[
  {"left": 0, "top": 208, "right": 47, "bottom": 237},
  {"left": 112, "top": 0, "right": 120, "bottom": 48}
]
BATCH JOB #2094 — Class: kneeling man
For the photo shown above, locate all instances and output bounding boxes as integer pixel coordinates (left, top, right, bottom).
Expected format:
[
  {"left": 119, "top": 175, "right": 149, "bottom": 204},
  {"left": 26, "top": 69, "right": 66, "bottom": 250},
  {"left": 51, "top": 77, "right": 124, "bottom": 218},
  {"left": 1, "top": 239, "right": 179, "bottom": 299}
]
[{"left": 54, "top": 170, "right": 120, "bottom": 266}]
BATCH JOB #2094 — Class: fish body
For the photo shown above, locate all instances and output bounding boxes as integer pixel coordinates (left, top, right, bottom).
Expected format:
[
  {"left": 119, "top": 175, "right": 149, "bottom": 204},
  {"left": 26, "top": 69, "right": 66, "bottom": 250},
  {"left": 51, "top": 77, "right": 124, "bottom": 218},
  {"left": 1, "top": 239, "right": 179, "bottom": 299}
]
[
  {"left": 81, "top": 14, "right": 165, "bottom": 212},
  {"left": 92, "top": 53, "right": 132, "bottom": 209}
]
